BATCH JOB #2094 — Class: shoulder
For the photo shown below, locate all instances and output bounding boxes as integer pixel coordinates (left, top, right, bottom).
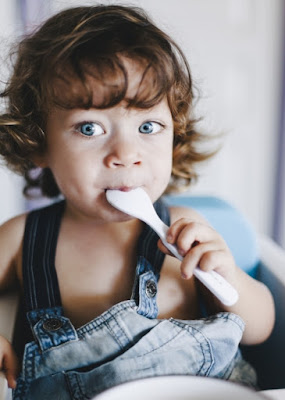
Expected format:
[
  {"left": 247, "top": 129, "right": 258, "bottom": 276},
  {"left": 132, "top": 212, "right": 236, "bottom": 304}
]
[
  {"left": 0, "top": 212, "right": 28, "bottom": 289},
  {"left": 0, "top": 212, "right": 27, "bottom": 243}
]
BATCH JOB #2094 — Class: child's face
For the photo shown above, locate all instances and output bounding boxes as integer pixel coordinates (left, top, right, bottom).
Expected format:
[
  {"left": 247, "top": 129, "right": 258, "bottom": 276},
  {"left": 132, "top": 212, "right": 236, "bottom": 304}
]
[{"left": 42, "top": 97, "right": 174, "bottom": 222}]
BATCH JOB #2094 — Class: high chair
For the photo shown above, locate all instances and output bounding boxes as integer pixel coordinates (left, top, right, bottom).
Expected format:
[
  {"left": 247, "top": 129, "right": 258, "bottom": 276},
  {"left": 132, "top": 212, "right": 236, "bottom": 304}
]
[{"left": 0, "top": 196, "right": 284, "bottom": 399}]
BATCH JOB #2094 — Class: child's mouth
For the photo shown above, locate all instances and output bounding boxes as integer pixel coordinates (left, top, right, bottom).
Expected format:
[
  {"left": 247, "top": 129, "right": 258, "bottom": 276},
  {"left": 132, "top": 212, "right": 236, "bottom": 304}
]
[{"left": 105, "top": 186, "right": 136, "bottom": 192}]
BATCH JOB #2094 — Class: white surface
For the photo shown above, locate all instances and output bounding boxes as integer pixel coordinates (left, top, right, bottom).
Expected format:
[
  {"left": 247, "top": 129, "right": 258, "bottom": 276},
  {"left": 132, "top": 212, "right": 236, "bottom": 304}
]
[
  {"left": 261, "top": 389, "right": 285, "bottom": 400},
  {"left": 95, "top": 376, "right": 266, "bottom": 400}
]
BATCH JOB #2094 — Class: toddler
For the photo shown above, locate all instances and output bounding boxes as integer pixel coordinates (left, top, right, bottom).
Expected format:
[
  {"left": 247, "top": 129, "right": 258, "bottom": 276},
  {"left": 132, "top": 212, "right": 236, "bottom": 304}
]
[{"left": 0, "top": 5, "right": 274, "bottom": 399}]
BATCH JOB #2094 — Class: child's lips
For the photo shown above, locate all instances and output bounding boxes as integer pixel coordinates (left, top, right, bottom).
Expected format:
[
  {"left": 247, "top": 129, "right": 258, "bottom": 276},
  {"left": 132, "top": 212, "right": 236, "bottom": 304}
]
[
  {"left": 105, "top": 186, "right": 137, "bottom": 192},
  {"left": 116, "top": 186, "right": 135, "bottom": 192}
]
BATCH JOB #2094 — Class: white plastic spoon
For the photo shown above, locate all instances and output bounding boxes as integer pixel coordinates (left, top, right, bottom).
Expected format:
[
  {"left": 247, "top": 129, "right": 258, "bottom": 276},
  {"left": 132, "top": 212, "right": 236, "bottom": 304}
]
[{"left": 106, "top": 187, "right": 239, "bottom": 306}]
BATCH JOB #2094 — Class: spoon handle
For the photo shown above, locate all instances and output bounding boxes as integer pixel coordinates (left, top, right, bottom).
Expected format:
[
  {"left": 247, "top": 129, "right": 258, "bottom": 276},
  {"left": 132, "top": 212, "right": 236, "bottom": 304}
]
[{"left": 153, "top": 217, "right": 239, "bottom": 307}]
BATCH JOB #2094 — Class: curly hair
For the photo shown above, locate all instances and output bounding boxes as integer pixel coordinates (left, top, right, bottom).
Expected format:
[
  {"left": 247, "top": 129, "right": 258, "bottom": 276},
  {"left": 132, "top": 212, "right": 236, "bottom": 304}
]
[{"left": 0, "top": 4, "right": 215, "bottom": 198}]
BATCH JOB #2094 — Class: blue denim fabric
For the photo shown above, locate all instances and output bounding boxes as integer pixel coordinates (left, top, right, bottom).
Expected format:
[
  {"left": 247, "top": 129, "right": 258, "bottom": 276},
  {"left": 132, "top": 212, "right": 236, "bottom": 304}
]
[{"left": 14, "top": 301, "right": 256, "bottom": 398}]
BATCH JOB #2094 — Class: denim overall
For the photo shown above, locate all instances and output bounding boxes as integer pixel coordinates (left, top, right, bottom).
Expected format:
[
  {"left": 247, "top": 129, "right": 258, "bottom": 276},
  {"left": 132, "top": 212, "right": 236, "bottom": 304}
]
[{"left": 13, "top": 200, "right": 256, "bottom": 399}]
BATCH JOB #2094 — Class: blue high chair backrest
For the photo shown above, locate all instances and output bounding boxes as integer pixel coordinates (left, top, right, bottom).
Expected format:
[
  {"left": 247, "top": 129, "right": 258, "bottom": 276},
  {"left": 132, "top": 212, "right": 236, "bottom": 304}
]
[{"left": 163, "top": 195, "right": 259, "bottom": 277}]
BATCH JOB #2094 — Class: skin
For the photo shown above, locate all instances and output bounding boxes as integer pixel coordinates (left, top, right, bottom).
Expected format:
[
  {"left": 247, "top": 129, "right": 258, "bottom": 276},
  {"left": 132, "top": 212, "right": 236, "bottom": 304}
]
[{"left": 0, "top": 62, "right": 275, "bottom": 389}]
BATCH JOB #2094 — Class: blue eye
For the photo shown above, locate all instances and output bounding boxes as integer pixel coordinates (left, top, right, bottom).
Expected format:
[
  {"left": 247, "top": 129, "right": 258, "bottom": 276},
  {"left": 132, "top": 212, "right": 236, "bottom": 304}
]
[
  {"left": 139, "top": 121, "right": 161, "bottom": 134},
  {"left": 78, "top": 122, "right": 104, "bottom": 137}
]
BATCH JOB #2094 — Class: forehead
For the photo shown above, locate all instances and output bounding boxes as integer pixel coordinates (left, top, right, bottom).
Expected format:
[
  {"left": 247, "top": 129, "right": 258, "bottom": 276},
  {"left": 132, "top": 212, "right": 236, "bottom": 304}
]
[
  {"left": 86, "top": 57, "right": 153, "bottom": 107},
  {"left": 122, "top": 58, "right": 148, "bottom": 99},
  {"left": 45, "top": 51, "right": 173, "bottom": 112}
]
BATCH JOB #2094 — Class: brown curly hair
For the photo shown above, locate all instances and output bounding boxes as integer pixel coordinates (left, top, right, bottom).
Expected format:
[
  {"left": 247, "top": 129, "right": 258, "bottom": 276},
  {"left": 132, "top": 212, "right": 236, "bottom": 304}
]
[{"left": 0, "top": 4, "right": 214, "bottom": 198}]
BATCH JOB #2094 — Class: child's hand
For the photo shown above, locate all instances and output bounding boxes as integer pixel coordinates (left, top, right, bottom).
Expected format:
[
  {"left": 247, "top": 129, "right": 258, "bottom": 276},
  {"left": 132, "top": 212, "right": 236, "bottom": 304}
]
[
  {"left": 159, "top": 218, "right": 236, "bottom": 281},
  {"left": 0, "top": 335, "right": 18, "bottom": 389}
]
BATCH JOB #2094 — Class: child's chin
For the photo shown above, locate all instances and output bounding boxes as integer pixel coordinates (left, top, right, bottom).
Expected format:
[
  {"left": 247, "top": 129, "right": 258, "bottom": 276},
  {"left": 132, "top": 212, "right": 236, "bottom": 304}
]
[
  {"left": 115, "top": 213, "right": 135, "bottom": 223},
  {"left": 106, "top": 207, "right": 134, "bottom": 222}
]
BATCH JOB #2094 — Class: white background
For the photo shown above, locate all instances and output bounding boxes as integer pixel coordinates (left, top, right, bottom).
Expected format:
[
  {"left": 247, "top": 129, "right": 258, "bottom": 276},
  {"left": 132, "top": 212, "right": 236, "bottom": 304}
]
[{"left": 0, "top": 0, "right": 284, "bottom": 240}]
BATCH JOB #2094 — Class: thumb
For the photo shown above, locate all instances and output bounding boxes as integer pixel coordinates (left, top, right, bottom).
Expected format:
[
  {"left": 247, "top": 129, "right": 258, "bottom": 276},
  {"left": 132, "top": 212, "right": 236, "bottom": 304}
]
[{"left": 157, "top": 239, "right": 174, "bottom": 257}]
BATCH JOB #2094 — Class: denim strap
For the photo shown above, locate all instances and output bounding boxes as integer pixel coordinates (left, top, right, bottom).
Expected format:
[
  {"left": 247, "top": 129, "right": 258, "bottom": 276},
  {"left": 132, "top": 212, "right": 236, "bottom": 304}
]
[
  {"left": 22, "top": 200, "right": 65, "bottom": 311},
  {"left": 133, "top": 199, "right": 170, "bottom": 318},
  {"left": 137, "top": 199, "right": 170, "bottom": 276}
]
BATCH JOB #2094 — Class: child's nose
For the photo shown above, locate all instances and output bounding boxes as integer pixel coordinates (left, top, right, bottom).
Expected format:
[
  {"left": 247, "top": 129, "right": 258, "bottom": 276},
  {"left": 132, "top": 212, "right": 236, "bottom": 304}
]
[{"left": 104, "top": 140, "right": 142, "bottom": 168}]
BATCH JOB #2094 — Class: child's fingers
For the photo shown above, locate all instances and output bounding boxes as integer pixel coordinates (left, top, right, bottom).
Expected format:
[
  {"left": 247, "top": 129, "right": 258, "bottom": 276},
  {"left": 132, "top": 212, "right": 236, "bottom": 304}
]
[
  {"left": 159, "top": 223, "right": 234, "bottom": 281},
  {"left": 4, "top": 352, "right": 19, "bottom": 389},
  {"left": 157, "top": 239, "right": 174, "bottom": 256},
  {"left": 167, "top": 219, "right": 220, "bottom": 256},
  {"left": 180, "top": 242, "right": 223, "bottom": 279},
  {"left": 199, "top": 249, "right": 235, "bottom": 276},
  {"left": 0, "top": 337, "right": 19, "bottom": 389},
  {"left": 166, "top": 218, "right": 196, "bottom": 244},
  {"left": 6, "top": 372, "right": 17, "bottom": 389},
  {"left": 181, "top": 249, "right": 235, "bottom": 281}
]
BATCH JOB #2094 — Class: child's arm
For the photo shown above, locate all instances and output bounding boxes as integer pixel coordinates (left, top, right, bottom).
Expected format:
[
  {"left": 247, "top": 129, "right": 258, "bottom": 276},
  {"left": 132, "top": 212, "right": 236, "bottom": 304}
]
[
  {"left": 0, "top": 214, "right": 26, "bottom": 388},
  {"left": 159, "top": 206, "right": 275, "bottom": 346},
  {"left": 0, "top": 336, "right": 18, "bottom": 389},
  {"left": 0, "top": 215, "right": 25, "bottom": 291}
]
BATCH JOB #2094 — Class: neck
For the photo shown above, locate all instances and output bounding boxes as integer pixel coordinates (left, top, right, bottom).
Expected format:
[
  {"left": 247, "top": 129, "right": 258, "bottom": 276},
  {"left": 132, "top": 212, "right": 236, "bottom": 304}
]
[{"left": 62, "top": 207, "right": 143, "bottom": 246}]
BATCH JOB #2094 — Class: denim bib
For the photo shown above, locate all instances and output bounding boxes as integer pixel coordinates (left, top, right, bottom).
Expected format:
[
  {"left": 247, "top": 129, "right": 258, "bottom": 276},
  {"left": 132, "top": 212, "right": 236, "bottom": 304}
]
[{"left": 13, "top": 200, "right": 256, "bottom": 399}]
